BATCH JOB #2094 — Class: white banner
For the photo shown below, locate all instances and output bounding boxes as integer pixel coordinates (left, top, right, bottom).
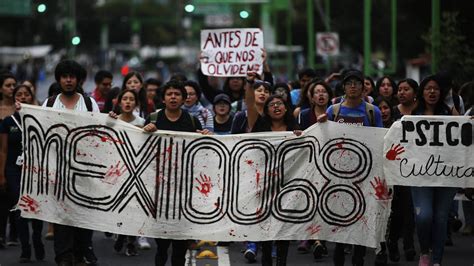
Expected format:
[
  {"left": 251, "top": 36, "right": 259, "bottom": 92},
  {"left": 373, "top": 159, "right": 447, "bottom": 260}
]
[
  {"left": 383, "top": 116, "right": 473, "bottom": 187},
  {"left": 200, "top": 28, "right": 264, "bottom": 77},
  {"left": 19, "top": 105, "right": 390, "bottom": 248}
]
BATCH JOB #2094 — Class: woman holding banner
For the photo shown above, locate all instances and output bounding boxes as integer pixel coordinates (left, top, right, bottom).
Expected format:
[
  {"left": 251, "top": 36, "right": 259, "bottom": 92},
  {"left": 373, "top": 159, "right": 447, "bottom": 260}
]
[
  {"left": 381, "top": 79, "right": 419, "bottom": 264},
  {"left": 245, "top": 72, "right": 300, "bottom": 266},
  {"left": 0, "top": 84, "right": 44, "bottom": 262},
  {"left": 410, "top": 74, "right": 458, "bottom": 266}
]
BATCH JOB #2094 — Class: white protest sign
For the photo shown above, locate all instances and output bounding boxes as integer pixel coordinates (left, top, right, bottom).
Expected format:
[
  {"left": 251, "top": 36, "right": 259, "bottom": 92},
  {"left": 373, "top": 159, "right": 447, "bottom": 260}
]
[
  {"left": 384, "top": 116, "right": 474, "bottom": 187},
  {"left": 200, "top": 28, "right": 264, "bottom": 77},
  {"left": 19, "top": 105, "right": 389, "bottom": 248}
]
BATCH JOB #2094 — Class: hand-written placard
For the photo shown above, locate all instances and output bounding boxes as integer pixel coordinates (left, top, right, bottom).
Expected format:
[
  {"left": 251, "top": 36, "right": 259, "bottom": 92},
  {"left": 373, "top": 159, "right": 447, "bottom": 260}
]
[
  {"left": 383, "top": 116, "right": 474, "bottom": 188},
  {"left": 200, "top": 28, "right": 264, "bottom": 77}
]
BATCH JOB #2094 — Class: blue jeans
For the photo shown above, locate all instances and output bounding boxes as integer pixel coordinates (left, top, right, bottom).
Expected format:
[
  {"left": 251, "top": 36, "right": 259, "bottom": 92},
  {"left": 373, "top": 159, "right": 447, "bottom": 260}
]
[{"left": 411, "top": 186, "right": 457, "bottom": 264}]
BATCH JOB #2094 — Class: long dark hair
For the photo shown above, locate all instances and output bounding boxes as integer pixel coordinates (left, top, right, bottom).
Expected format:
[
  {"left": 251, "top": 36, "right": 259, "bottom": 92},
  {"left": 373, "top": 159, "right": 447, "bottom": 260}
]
[
  {"left": 375, "top": 76, "right": 397, "bottom": 97},
  {"left": 459, "top": 81, "right": 474, "bottom": 111},
  {"left": 0, "top": 72, "right": 17, "bottom": 101},
  {"left": 308, "top": 80, "right": 333, "bottom": 106},
  {"left": 413, "top": 75, "right": 451, "bottom": 115},
  {"left": 120, "top": 71, "right": 151, "bottom": 117},
  {"left": 117, "top": 89, "right": 139, "bottom": 113},
  {"left": 297, "top": 78, "right": 322, "bottom": 108},
  {"left": 263, "top": 95, "right": 298, "bottom": 130},
  {"left": 223, "top": 77, "right": 245, "bottom": 102},
  {"left": 374, "top": 96, "right": 394, "bottom": 128}
]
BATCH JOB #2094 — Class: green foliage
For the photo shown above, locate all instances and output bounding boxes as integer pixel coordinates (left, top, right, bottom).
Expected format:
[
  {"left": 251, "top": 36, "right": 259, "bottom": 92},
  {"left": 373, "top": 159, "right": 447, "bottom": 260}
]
[{"left": 423, "top": 12, "right": 474, "bottom": 86}]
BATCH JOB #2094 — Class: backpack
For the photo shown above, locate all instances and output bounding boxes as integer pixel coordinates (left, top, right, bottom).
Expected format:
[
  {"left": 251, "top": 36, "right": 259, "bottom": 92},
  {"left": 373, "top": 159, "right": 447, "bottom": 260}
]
[
  {"left": 149, "top": 109, "right": 196, "bottom": 130},
  {"left": 46, "top": 94, "right": 93, "bottom": 112},
  {"left": 332, "top": 102, "right": 376, "bottom": 127}
]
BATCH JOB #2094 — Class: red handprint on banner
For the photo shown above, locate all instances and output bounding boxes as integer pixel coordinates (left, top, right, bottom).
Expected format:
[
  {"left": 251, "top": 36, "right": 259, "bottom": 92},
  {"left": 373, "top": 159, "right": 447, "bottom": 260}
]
[
  {"left": 195, "top": 174, "right": 213, "bottom": 197},
  {"left": 19, "top": 195, "right": 40, "bottom": 214},
  {"left": 370, "top": 177, "right": 391, "bottom": 200},
  {"left": 385, "top": 143, "right": 405, "bottom": 160}
]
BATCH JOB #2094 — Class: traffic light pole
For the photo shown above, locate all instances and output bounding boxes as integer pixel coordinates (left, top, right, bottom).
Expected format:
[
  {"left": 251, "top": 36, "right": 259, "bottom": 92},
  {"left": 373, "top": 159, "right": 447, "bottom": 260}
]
[
  {"left": 431, "top": 0, "right": 440, "bottom": 74},
  {"left": 307, "top": 0, "right": 314, "bottom": 68},
  {"left": 363, "top": 0, "right": 372, "bottom": 76},
  {"left": 67, "top": 0, "right": 77, "bottom": 58}
]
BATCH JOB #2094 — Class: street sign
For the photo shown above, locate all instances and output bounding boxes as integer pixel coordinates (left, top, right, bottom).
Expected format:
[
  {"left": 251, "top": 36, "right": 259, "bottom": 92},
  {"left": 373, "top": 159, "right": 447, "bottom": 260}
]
[{"left": 316, "top": 32, "right": 339, "bottom": 56}]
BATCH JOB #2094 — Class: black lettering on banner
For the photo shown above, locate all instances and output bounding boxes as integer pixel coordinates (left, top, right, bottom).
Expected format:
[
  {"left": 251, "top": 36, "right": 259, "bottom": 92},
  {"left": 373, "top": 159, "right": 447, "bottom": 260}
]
[
  {"left": 182, "top": 137, "right": 229, "bottom": 224},
  {"left": 273, "top": 137, "right": 319, "bottom": 223},
  {"left": 428, "top": 121, "right": 444, "bottom": 146},
  {"left": 23, "top": 114, "right": 381, "bottom": 228},
  {"left": 228, "top": 139, "right": 274, "bottom": 225},
  {"left": 461, "top": 123, "right": 473, "bottom": 146},
  {"left": 400, "top": 120, "right": 414, "bottom": 143},
  {"left": 446, "top": 122, "right": 459, "bottom": 146},
  {"left": 415, "top": 120, "right": 429, "bottom": 146}
]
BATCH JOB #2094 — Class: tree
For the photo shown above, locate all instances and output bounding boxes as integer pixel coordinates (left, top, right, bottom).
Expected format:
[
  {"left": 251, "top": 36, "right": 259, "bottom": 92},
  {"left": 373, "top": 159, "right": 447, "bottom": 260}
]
[{"left": 423, "top": 12, "right": 474, "bottom": 86}]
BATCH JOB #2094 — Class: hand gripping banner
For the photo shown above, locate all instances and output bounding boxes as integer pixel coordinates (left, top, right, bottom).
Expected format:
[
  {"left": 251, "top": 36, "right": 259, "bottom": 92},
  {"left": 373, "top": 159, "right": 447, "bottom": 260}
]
[{"left": 19, "top": 105, "right": 390, "bottom": 248}]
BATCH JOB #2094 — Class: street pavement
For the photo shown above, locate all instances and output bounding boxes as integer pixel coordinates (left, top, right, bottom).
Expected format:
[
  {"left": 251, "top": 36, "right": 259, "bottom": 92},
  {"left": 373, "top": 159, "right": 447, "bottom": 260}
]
[{"left": 1, "top": 227, "right": 473, "bottom": 266}]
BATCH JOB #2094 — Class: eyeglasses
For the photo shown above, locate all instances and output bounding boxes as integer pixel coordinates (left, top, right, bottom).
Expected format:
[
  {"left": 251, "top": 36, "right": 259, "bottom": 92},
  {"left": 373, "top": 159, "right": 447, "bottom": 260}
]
[
  {"left": 344, "top": 80, "right": 363, "bottom": 87},
  {"left": 268, "top": 101, "right": 284, "bottom": 108}
]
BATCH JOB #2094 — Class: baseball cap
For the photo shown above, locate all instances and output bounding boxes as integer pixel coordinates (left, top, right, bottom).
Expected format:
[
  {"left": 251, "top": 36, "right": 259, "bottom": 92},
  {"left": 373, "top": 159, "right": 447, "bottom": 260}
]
[
  {"left": 213, "top": 93, "right": 231, "bottom": 105},
  {"left": 343, "top": 70, "right": 364, "bottom": 84}
]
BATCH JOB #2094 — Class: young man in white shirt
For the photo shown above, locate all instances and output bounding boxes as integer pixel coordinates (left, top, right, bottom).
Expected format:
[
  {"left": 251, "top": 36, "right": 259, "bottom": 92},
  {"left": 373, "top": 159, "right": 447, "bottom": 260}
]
[{"left": 43, "top": 60, "right": 100, "bottom": 266}]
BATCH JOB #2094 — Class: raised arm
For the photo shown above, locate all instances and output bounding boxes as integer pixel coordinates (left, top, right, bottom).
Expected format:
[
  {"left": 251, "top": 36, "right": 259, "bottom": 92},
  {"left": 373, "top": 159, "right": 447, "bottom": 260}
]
[
  {"left": 261, "top": 48, "right": 274, "bottom": 85},
  {"left": 245, "top": 72, "right": 259, "bottom": 131}
]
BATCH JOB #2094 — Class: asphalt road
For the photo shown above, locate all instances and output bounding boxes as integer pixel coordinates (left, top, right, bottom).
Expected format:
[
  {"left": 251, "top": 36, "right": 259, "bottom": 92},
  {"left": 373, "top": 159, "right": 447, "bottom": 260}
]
[{"left": 1, "top": 226, "right": 473, "bottom": 266}]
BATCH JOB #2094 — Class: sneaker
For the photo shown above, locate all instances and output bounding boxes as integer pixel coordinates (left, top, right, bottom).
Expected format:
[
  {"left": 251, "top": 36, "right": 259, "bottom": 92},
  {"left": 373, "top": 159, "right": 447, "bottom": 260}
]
[
  {"left": 19, "top": 246, "right": 31, "bottom": 263},
  {"left": 7, "top": 239, "right": 19, "bottom": 246},
  {"left": 244, "top": 242, "right": 257, "bottom": 263},
  {"left": 461, "top": 224, "right": 473, "bottom": 235},
  {"left": 297, "top": 240, "right": 310, "bottom": 253},
  {"left": 83, "top": 246, "right": 98, "bottom": 265},
  {"left": 137, "top": 237, "right": 151, "bottom": 250},
  {"left": 125, "top": 243, "right": 138, "bottom": 256},
  {"left": 45, "top": 232, "right": 54, "bottom": 240},
  {"left": 418, "top": 254, "right": 430, "bottom": 266},
  {"left": 374, "top": 251, "right": 388, "bottom": 266},
  {"left": 312, "top": 241, "right": 328, "bottom": 260}
]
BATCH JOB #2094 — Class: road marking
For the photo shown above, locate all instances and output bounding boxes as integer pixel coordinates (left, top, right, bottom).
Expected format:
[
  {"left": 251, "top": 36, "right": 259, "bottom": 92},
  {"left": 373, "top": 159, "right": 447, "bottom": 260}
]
[{"left": 217, "top": 246, "right": 231, "bottom": 266}]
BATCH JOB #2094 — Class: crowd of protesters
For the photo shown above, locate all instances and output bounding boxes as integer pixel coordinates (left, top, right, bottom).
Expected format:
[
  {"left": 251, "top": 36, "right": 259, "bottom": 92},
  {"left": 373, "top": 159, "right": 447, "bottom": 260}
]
[{"left": 0, "top": 52, "right": 472, "bottom": 266}]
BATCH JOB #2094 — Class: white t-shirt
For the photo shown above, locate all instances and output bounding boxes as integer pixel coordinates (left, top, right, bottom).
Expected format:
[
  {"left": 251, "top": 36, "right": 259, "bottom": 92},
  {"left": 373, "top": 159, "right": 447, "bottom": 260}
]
[
  {"left": 129, "top": 115, "right": 145, "bottom": 127},
  {"left": 42, "top": 93, "right": 100, "bottom": 113}
]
